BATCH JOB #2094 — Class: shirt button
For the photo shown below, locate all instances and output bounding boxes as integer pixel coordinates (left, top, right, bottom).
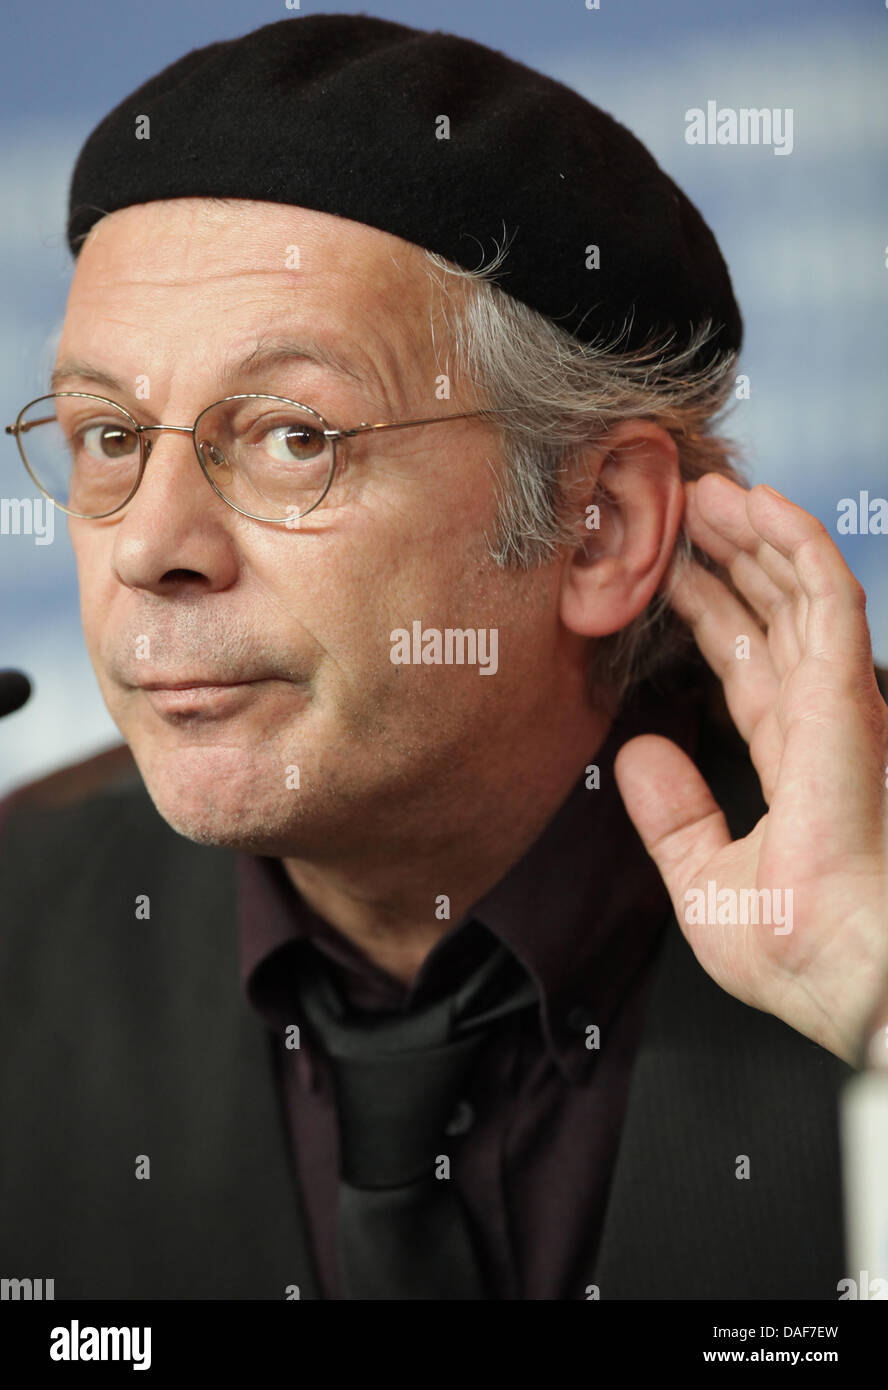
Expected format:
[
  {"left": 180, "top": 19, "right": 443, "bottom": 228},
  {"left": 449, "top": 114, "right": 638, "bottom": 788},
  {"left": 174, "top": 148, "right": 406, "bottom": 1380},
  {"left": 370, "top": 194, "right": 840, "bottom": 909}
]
[
  {"left": 444, "top": 1099, "right": 474, "bottom": 1136},
  {"left": 565, "top": 1004, "right": 596, "bottom": 1036}
]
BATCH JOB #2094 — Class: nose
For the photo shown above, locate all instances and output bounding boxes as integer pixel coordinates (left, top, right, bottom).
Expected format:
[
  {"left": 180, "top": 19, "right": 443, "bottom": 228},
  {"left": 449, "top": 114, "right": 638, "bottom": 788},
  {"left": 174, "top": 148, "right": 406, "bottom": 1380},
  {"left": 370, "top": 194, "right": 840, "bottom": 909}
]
[{"left": 109, "top": 424, "right": 240, "bottom": 596}]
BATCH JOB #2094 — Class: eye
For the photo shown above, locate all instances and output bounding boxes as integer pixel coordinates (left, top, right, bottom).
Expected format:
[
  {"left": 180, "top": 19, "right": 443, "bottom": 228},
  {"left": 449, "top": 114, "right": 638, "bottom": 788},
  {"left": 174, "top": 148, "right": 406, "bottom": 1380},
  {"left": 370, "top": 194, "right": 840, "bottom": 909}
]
[
  {"left": 263, "top": 421, "right": 327, "bottom": 463},
  {"left": 80, "top": 421, "right": 139, "bottom": 461}
]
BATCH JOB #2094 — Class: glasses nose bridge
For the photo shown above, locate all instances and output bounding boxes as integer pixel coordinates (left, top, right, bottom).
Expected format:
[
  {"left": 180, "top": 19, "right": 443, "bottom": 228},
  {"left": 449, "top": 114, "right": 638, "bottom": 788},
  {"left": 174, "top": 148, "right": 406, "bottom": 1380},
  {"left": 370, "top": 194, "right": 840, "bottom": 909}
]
[{"left": 136, "top": 421, "right": 196, "bottom": 459}]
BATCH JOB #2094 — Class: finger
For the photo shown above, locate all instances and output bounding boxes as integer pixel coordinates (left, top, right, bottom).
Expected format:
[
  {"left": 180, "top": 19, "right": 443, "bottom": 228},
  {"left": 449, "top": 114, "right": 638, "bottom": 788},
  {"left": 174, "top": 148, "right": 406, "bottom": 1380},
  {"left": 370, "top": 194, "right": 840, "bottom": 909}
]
[
  {"left": 734, "top": 497, "right": 886, "bottom": 859},
  {"left": 614, "top": 734, "right": 733, "bottom": 902},
  {"left": 685, "top": 481, "right": 804, "bottom": 669},
  {"left": 687, "top": 475, "right": 809, "bottom": 659},
  {"left": 745, "top": 489, "right": 876, "bottom": 680},
  {"left": 665, "top": 554, "right": 779, "bottom": 744},
  {"left": 690, "top": 474, "right": 801, "bottom": 600}
]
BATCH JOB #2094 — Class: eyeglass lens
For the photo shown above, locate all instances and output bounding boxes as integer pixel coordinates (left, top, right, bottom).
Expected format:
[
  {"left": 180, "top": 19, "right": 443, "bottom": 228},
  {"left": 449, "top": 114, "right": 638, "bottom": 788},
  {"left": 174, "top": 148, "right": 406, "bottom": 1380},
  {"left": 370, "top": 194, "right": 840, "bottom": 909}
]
[{"left": 14, "top": 394, "right": 336, "bottom": 520}]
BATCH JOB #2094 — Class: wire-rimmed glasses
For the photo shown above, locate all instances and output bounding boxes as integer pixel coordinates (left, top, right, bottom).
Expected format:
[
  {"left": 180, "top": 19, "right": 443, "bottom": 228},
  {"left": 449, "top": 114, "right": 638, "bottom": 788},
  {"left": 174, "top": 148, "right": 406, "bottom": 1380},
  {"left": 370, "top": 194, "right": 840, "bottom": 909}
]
[{"left": 4, "top": 391, "right": 519, "bottom": 524}]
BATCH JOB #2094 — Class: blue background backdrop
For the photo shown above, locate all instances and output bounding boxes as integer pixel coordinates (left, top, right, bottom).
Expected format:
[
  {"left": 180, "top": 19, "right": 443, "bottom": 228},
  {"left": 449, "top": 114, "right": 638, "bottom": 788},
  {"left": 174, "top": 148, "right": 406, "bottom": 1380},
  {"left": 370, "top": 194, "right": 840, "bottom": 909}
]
[{"left": 1, "top": 0, "right": 886, "bottom": 793}]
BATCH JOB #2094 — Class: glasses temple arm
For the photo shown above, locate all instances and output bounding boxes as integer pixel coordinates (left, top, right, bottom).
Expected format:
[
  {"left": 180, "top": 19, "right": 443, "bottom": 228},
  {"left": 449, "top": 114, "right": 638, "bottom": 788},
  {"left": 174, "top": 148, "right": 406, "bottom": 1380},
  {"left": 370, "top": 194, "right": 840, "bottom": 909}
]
[
  {"left": 331, "top": 407, "right": 520, "bottom": 442},
  {"left": 6, "top": 417, "right": 58, "bottom": 435}
]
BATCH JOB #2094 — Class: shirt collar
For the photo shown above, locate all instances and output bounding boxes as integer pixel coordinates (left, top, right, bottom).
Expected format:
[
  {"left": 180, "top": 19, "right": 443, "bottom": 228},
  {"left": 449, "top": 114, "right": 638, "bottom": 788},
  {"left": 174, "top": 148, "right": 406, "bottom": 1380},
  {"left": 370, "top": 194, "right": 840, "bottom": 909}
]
[{"left": 469, "top": 672, "right": 704, "bottom": 1078}]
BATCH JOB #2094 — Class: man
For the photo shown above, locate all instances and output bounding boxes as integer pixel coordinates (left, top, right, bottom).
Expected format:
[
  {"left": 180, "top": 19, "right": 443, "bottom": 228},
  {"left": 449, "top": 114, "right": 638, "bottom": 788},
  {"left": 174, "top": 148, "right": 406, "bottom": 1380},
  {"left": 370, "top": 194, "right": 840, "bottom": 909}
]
[{"left": 1, "top": 14, "right": 886, "bottom": 1301}]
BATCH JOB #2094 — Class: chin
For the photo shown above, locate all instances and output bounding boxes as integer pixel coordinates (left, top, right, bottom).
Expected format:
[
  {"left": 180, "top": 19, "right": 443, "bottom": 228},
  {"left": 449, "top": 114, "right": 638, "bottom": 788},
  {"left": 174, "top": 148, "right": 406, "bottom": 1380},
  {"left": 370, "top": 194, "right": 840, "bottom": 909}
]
[
  {"left": 145, "top": 783, "right": 300, "bottom": 854},
  {"left": 129, "top": 738, "right": 294, "bottom": 851}
]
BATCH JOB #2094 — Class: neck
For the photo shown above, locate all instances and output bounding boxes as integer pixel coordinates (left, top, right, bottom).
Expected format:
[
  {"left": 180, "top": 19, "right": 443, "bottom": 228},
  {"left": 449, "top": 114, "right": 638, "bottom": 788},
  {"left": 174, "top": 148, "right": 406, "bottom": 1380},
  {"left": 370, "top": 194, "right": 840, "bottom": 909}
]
[{"left": 281, "top": 702, "right": 614, "bottom": 986}]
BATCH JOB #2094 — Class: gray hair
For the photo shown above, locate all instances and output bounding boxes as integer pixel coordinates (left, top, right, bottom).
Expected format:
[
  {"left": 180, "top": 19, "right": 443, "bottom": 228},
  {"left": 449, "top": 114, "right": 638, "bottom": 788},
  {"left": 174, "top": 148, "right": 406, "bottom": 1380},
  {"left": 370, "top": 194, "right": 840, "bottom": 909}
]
[{"left": 420, "top": 243, "right": 750, "bottom": 705}]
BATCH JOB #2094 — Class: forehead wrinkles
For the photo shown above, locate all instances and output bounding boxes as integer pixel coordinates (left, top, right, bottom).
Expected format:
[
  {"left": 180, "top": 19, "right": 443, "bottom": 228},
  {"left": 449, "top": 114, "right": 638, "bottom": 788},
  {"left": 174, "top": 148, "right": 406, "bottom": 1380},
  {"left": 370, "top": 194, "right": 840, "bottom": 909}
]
[
  {"left": 71, "top": 203, "right": 438, "bottom": 411},
  {"left": 67, "top": 268, "right": 431, "bottom": 418}
]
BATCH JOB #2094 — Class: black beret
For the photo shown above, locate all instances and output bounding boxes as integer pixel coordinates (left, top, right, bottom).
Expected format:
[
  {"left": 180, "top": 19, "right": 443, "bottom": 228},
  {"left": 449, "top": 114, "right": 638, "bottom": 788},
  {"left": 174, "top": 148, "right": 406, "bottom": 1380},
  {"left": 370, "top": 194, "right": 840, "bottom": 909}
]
[{"left": 67, "top": 13, "right": 742, "bottom": 364}]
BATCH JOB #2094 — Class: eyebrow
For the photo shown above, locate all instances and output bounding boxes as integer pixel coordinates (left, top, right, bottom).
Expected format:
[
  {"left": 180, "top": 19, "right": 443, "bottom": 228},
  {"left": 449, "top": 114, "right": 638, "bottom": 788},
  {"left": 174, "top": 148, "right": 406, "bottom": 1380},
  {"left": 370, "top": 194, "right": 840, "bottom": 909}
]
[{"left": 49, "top": 335, "right": 387, "bottom": 406}]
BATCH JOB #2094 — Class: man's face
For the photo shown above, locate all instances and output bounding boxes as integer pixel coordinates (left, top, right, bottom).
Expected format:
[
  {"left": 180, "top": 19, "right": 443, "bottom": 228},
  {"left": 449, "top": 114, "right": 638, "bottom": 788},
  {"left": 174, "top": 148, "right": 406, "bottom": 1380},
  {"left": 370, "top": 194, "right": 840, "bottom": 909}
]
[{"left": 59, "top": 199, "right": 571, "bottom": 855}]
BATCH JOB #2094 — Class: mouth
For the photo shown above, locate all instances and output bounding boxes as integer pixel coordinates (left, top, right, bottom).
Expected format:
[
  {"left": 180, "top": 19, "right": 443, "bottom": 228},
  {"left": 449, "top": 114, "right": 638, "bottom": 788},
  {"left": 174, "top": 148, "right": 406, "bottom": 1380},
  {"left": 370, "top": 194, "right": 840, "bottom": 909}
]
[
  {"left": 138, "top": 679, "right": 266, "bottom": 718},
  {"left": 138, "top": 678, "right": 258, "bottom": 690}
]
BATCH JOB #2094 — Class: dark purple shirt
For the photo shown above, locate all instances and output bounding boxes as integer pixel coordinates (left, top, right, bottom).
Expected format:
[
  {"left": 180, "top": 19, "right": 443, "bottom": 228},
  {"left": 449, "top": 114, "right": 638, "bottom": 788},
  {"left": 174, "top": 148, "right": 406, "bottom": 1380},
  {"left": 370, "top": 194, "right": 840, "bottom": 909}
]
[{"left": 237, "top": 676, "right": 703, "bottom": 1299}]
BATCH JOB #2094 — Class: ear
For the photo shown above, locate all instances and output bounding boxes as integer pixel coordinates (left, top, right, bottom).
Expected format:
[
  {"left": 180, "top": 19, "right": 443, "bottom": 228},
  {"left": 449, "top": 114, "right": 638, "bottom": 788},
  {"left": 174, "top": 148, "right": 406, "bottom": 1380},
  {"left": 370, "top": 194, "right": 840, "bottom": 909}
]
[{"left": 558, "top": 420, "right": 684, "bottom": 638}]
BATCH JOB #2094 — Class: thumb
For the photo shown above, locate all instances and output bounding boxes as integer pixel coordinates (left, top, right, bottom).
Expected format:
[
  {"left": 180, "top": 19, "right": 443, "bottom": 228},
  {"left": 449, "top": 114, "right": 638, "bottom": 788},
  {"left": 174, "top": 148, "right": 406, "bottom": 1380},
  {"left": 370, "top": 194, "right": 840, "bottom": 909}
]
[{"left": 613, "top": 734, "right": 732, "bottom": 902}]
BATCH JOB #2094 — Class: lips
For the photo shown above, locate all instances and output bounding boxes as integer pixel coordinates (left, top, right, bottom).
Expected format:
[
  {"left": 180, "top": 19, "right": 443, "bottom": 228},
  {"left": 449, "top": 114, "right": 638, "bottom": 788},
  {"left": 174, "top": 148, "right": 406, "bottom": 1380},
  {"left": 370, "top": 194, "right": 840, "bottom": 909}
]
[
  {"left": 137, "top": 679, "right": 254, "bottom": 690},
  {"left": 139, "top": 680, "right": 263, "bottom": 718}
]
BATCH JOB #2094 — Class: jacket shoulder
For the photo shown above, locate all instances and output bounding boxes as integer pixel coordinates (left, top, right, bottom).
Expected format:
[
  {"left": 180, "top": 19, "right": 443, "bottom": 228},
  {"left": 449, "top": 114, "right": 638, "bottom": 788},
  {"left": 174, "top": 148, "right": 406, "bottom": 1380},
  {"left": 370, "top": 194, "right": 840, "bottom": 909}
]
[
  {"left": 0, "top": 742, "right": 162, "bottom": 885},
  {"left": 2, "top": 741, "right": 141, "bottom": 814}
]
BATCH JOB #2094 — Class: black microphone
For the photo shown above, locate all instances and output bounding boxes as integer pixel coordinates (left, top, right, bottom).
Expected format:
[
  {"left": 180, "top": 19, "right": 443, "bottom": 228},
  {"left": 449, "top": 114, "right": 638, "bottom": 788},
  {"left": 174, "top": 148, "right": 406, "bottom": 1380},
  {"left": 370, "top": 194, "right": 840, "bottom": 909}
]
[{"left": 0, "top": 670, "right": 32, "bottom": 718}]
